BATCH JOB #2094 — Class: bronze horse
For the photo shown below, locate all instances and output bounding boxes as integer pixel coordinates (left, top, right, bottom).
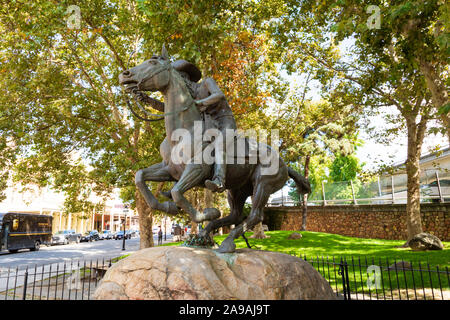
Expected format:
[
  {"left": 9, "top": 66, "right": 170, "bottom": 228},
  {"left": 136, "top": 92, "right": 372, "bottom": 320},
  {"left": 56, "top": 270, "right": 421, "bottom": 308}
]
[{"left": 119, "top": 47, "right": 310, "bottom": 253}]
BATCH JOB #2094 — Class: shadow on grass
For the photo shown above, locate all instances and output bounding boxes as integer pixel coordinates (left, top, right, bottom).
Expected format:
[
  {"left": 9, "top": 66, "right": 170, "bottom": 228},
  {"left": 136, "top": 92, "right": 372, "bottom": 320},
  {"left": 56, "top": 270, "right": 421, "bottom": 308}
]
[
  {"left": 163, "top": 230, "right": 450, "bottom": 296},
  {"left": 207, "top": 231, "right": 450, "bottom": 268}
]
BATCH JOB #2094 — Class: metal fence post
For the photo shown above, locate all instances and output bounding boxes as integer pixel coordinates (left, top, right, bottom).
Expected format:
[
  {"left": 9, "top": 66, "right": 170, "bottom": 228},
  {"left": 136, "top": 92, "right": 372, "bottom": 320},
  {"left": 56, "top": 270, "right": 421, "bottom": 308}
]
[
  {"left": 377, "top": 176, "right": 382, "bottom": 197},
  {"left": 436, "top": 172, "right": 444, "bottom": 203},
  {"left": 350, "top": 180, "right": 357, "bottom": 205},
  {"left": 322, "top": 181, "right": 327, "bottom": 206},
  {"left": 344, "top": 260, "right": 351, "bottom": 300},
  {"left": 391, "top": 176, "right": 395, "bottom": 204},
  {"left": 339, "top": 258, "right": 348, "bottom": 300},
  {"left": 22, "top": 269, "right": 28, "bottom": 300}
]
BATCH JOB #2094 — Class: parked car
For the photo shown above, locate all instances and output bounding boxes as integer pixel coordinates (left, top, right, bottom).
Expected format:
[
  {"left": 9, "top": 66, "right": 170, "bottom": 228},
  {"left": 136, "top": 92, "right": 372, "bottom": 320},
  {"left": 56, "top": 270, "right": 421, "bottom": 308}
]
[
  {"left": 90, "top": 230, "right": 100, "bottom": 241},
  {"left": 80, "top": 230, "right": 100, "bottom": 242},
  {"left": 114, "top": 230, "right": 131, "bottom": 240},
  {"left": 100, "top": 230, "right": 113, "bottom": 240},
  {"left": 52, "top": 229, "right": 81, "bottom": 245},
  {"left": 126, "top": 230, "right": 136, "bottom": 238}
]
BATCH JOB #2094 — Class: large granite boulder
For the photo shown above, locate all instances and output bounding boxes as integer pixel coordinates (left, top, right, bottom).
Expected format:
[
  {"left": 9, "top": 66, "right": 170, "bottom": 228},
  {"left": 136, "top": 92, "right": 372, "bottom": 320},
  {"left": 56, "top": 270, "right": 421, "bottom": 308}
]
[
  {"left": 384, "top": 261, "right": 412, "bottom": 271},
  {"left": 94, "top": 246, "right": 336, "bottom": 300},
  {"left": 408, "top": 233, "right": 444, "bottom": 251}
]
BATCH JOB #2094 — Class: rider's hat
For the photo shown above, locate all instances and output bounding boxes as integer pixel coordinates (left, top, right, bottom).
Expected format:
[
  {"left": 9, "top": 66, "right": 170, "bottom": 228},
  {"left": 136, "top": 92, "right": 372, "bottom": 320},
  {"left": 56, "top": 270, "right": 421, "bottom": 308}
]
[{"left": 171, "top": 59, "right": 202, "bottom": 83}]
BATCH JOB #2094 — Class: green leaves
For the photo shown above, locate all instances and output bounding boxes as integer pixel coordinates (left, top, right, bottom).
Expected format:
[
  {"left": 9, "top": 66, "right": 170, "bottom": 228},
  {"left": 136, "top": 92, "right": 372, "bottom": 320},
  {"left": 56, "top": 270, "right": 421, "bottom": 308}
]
[
  {"left": 437, "top": 102, "right": 450, "bottom": 115},
  {"left": 0, "top": 0, "right": 290, "bottom": 216},
  {"left": 329, "top": 154, "right": 363, "bottom": 182},
  {"left": 1, "top": 0, "right": 447, "bottom": 226}
]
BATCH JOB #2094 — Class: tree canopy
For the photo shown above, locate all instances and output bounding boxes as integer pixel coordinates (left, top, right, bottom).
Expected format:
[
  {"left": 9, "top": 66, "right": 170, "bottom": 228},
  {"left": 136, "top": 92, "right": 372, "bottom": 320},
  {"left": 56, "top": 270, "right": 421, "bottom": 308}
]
[{"left": 1, "top": 0, "right": 447, "bottom": 245}]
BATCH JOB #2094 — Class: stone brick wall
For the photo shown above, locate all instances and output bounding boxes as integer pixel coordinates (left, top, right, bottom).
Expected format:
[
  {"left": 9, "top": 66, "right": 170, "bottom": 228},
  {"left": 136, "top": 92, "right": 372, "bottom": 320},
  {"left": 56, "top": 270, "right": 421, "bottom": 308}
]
[{"left": 263, "top": 203, "right": 450, "bottom": 241}]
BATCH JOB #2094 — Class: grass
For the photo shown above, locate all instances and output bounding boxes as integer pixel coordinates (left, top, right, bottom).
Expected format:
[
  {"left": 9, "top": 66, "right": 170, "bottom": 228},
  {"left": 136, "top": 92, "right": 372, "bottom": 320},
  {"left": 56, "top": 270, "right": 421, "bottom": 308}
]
[
  {"left": 167, "top": 230, "right": 450, "bottom": 267},
  {"left": 164, "top": 230, "right": 450, "bottom": 296},
  {"left": 111, "top": 254, "right": 130, "bottom": 263}
]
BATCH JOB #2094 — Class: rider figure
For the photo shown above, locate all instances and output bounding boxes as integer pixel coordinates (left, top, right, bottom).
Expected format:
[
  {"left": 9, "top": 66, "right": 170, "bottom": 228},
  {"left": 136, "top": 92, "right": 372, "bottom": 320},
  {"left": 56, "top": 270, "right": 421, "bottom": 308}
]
[{"left": 136, "top": 59, "right": 236, "bottom": 193}]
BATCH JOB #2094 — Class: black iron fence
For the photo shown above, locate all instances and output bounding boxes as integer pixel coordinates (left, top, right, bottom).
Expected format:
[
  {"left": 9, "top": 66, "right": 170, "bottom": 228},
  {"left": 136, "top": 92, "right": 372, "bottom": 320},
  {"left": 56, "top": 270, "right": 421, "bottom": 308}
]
[
  {"left": 0, "top": 257, "right": 117, "bottom": 300},
  {"left": 291, "top": 254, "right": 450, "bottom": 300},
  {"left": 1, "top": 254, "right": 449, "bottom": 300}
]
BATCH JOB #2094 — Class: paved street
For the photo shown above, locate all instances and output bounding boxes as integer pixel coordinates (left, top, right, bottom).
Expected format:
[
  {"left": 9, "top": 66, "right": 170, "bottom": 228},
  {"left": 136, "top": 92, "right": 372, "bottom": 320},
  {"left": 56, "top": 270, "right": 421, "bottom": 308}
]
[
  {"left": 0, "top": 234, "right": 175, "bottom": 298},
  {"left": 0, "top": 234, "right": 174, "bottom": 269}
]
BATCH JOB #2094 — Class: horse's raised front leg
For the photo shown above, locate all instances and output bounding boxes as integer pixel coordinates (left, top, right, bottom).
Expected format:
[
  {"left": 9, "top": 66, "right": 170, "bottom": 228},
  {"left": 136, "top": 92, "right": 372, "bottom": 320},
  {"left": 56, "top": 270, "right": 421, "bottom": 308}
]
[
  {"left": 171, "top": 163, "right": 221, "bottom": 223},
  {"left": 135, "top": 162, "right": 178, "bottom": 215}
]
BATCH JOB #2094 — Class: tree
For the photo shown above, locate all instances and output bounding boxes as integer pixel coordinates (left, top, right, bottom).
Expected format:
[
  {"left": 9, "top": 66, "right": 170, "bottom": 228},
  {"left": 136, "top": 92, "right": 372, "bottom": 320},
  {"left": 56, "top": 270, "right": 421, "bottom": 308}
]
[
  {"left": 0, "top": 0, "right": 285, "bottom": 247},
  {"left": 326, "top": 153, "right": 367, "bottom": 203},
  {"left": 271, "top": 0, "right": 447, "bottom": 244},
  {"left": 329, "top": 154, "right": 363, "bottom": 182},
  {"left": 269, "top": 95, "right": 358, "bottom": 230},
  {"left": 289, "top": 157, "right": 332, "bottom": 202},
  {"left": 0, "top": 0, "right": 173, "bottom": 248}
]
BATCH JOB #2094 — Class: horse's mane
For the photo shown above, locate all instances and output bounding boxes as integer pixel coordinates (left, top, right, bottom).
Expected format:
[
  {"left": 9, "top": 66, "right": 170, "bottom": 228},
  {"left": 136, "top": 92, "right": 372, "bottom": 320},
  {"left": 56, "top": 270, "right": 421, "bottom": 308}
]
[
  {"left": 169, "top": 67, "right": 197, "bottom": 100},
  {"left": 152, "top": 54, "right": 198, "bottom": 100}
]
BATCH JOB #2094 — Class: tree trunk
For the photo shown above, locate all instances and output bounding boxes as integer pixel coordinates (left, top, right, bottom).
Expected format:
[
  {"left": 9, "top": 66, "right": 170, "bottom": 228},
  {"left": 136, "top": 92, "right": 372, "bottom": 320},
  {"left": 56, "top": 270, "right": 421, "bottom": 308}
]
[
  {"left": 418, "top": 58, "right": 450, "bottom": 143},
  {"left": 404, "top": 116, "right": 425, "bottom": 244},
  {"left": 204, "top": 189, "right": 213, "bottom": 238},
  {"left": 136, "top": 182, "right": 164, "bottom": 249},
  {"left": 191, "top": 222, "right": 198, "bottom": 235},
  {"left": 204, "top": 189, "right": 213, "bottom": 207},
  {"left": 190, "top": 189, "right": 199, "bottom": 235},
  {"left": 301, "top": 155, "right": 310, "bottom": 231},
  {"left": 136, "top": 190, "right": 154, "bottom": 249}
]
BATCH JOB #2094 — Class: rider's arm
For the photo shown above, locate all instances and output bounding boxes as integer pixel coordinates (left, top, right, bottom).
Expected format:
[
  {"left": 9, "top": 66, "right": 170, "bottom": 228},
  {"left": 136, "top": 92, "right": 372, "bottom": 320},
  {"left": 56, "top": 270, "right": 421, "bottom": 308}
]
[
  {"left": 195, "top": 78, "right": 225, "bottom": 111},
  {"left": 135, "top": 92, "right": 165, "bottom": 112}
]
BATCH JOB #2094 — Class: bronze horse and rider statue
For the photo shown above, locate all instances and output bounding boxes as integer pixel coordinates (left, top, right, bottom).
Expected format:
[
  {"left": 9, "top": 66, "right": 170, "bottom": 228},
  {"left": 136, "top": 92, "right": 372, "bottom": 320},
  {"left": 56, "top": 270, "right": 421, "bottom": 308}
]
[{"left": 119, "top": 45, "right": 311, "bottom": 253}]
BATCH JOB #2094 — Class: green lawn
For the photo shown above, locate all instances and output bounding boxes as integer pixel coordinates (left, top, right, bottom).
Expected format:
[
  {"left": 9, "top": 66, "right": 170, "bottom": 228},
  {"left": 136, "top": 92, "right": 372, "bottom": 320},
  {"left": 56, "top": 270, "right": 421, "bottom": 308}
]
[
  {"left": 169, "top": 230, "right": 450, "bottom": 267},
  {"left": 165, "top": 230, "right": 450, "bottom": 297}
]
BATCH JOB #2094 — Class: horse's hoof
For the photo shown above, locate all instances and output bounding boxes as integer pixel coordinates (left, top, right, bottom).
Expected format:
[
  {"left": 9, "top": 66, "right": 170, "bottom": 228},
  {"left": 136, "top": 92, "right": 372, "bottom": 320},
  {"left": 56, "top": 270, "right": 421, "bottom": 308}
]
[
  {"left": 217, "top": 238, "right": 236, "bottom": 253},
  {"left": 161, "top": 201, "right": 179, "bottom": 215},
  {"left": 203, "top": 208, "right": 220, "bottom": 221}
]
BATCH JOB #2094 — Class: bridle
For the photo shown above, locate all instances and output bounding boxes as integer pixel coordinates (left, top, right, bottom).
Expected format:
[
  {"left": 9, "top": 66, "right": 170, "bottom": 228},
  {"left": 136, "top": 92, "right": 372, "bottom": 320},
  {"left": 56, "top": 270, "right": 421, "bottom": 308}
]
[
  {"left": 122, "top": 56, "right": 194, "bottom": 122},
  {"left": 136, "top": 61, "right": 171, "bottom": 91}
]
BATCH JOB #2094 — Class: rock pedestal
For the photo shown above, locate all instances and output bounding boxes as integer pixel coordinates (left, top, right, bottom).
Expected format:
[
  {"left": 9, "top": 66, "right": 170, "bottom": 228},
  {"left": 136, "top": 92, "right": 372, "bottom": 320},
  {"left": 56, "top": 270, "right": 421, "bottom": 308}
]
[{"left": 94, "top": 246, "right": 336, "bottom": 300}]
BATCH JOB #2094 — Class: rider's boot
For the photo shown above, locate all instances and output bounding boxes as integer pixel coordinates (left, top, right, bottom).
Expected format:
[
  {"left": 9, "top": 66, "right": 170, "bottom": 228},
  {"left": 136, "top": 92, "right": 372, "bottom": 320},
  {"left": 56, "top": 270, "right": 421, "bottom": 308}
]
[
  {"left": 205, "top": 177, "right": 225, "bottom": 193},
  {"left": 205, "top": 163, "right": 226, "bottom": 193}
]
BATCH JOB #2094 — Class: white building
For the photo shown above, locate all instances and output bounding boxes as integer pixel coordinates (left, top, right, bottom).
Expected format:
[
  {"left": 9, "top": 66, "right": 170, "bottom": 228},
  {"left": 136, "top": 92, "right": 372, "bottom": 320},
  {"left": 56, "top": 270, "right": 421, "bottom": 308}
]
[
  {"left": 378, "top": 147, "right": 450, "bottom": 203},
  {"left": 0, "top": 183, "right": 139, "bottom": 233}
]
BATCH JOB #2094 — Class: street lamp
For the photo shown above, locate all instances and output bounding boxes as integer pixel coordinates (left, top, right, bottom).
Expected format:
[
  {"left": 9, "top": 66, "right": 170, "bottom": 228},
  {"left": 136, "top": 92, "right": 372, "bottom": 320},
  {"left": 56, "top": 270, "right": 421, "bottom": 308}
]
[{"left": 122, "top": 205, "right": 129, "bottom": 251}]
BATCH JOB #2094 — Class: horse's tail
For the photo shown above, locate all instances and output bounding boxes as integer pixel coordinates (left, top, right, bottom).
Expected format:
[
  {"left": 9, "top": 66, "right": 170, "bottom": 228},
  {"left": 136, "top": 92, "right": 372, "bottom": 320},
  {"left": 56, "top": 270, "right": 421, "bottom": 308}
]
[{"left": 288, "top": 167, "right": 311, "bottom": 195}]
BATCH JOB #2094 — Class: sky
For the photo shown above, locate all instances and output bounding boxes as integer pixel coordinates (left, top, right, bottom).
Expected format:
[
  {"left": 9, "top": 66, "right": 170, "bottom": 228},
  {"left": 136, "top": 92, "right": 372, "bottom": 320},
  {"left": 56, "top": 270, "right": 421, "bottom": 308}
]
[
  {"left": 268, "top": 57, "right": 448, "bottom": 201},
  {"left": 272, "top": 72, "right": 448, "bottom": 172},
  {"left": 356, "top": 117, "right": 448, "bottom": 171},
  {"left": 271, "top": 34, "right": 449, "bottom": 172}
]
